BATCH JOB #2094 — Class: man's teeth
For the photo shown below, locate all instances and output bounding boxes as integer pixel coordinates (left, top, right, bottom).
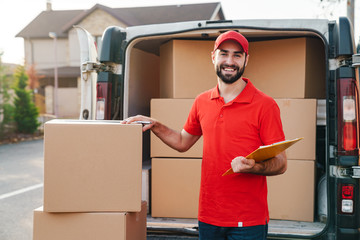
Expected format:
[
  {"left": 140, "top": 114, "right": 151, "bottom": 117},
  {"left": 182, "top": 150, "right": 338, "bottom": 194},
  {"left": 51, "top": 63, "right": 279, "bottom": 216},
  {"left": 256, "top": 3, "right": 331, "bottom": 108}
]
[{"left": 224, "top": 68, "right": 235, "bottom": 72}]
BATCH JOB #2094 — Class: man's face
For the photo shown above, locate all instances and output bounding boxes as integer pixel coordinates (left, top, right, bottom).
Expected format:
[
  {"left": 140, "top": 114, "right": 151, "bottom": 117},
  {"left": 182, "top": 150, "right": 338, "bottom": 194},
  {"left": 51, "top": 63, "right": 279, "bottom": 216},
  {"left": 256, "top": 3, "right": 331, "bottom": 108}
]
[{"left": 212, "top": 40, "right": 249, "bottom": 84}]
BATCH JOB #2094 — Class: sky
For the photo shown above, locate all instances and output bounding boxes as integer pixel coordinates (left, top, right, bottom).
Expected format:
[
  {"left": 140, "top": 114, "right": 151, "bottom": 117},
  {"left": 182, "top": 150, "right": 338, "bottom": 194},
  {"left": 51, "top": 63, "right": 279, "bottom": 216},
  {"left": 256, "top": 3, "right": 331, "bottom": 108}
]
[{"left": 0, "top": 0, "right": 356, "bottom": 64}]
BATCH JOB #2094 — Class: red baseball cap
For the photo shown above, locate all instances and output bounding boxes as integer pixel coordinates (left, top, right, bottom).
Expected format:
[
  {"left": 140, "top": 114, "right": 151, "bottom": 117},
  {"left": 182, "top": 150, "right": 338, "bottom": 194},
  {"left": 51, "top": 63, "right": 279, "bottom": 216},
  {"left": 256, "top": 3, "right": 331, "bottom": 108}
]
[{"left": 213, "top": 31, "right": 249, "bottom": 54}]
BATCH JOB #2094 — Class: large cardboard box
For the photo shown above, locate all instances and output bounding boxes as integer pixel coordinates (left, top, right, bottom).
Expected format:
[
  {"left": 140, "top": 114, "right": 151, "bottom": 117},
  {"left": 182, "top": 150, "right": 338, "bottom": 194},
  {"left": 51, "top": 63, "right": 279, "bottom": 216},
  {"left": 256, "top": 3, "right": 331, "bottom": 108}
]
[
  {"left": 43, "top": 120, "right": 143, "bottom": 212},
  {"left": 33, "top": 202, "right": 147, "bottom": 240},
  {"left": 151, "top": 158, "right": 201, "bottom": 218},
  {"left": 244, "top": 37, "right": 326, "bottom": 98},
  {"left": 275, "top": 99, "right": 317, "bottom": 160},
  {"left": 150, "top": 99, "right": 203, "bottom": 158},
  {"left": 267, "top": 160, "right": 315, "bottom": 222},
  {"left": 160, "top": 40, "right": 217, "bottom": 98}
]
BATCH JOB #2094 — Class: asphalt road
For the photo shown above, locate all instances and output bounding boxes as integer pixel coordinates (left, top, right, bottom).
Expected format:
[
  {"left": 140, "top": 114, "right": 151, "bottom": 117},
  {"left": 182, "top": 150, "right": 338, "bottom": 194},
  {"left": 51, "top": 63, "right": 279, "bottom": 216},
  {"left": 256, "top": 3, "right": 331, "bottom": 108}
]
[{"left": 0, "top": 139, "right": 44, "bottom": 240}]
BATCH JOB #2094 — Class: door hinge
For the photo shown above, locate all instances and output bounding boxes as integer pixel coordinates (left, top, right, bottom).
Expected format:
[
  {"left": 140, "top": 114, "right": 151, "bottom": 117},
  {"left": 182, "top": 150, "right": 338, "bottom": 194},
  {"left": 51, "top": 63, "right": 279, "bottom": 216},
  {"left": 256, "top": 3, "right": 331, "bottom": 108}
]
[
  {"left": 330, "top": 165, "right": 360, "bottom": 178},
  {"left": 329, "top": 54, "right": 360, "bottom": 70},
  {"left": 351, "top": 166, "right": 360, "bottom": 178},
  {"left": 351, "top": 53, "right": 360, "bottom": 67},
  {"left": 81, "top": 61, "right": 122, "bottom": 75}
]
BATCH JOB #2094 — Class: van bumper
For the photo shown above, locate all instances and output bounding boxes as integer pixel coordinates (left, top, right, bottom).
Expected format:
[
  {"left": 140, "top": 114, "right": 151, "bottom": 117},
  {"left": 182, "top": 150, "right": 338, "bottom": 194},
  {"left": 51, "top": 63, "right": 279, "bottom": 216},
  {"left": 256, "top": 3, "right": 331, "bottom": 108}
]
[{"left": 338, "top": 227, "right": 360, "bottom": 239}]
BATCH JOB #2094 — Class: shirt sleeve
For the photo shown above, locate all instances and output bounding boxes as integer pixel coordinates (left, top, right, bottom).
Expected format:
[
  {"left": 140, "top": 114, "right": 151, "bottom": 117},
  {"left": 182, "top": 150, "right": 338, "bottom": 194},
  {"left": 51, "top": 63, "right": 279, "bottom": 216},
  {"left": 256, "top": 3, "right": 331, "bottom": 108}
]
[
  {"left": 259, "top": 99, "right": 285, "bottom": 145},
  {"left": 183, "top": 98, "right": 203, "bottom": 136}
]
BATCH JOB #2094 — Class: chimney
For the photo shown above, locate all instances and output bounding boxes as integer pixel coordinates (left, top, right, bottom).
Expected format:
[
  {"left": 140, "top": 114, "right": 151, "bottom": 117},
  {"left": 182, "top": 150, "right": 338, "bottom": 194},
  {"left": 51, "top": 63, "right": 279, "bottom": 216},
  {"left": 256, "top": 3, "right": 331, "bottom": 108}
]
[{"left": 46, "top": 0, "right": 52, "bottom": 11}]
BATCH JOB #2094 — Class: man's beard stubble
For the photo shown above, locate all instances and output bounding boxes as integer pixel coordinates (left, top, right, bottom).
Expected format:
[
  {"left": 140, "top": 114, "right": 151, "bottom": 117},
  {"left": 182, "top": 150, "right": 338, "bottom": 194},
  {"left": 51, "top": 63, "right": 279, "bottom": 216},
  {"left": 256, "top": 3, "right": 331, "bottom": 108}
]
[{"left": 216, "top": 62, "right": 246, "bottom": 84}]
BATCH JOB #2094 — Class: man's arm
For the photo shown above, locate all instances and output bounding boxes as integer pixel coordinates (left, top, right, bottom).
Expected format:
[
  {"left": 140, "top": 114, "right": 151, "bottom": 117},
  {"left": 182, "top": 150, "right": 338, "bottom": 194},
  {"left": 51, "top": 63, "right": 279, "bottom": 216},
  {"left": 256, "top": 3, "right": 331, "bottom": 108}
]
[
  {"left": 231, "top": 151, "right": 287, "bottom": 176},
  {"left": 121, "top": 115, "right": 200, "bottom": 152}
]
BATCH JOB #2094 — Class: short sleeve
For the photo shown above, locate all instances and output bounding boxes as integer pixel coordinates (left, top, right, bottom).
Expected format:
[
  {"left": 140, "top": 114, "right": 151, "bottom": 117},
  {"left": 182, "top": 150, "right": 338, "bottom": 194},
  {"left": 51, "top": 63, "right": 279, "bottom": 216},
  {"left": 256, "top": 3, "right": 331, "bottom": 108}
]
[
  {"left": 183, "top": 98, "right": 203, "bottom": 136},
  {"left": 259, "top": 100, "right": 285, "bottom": 145}
]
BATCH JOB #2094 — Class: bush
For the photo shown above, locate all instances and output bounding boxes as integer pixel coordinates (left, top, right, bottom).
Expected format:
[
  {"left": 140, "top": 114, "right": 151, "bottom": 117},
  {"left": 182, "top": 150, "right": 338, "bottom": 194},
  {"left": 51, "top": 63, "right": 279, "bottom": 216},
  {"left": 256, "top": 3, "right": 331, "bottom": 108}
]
[
  {"left": 13, "top": 65, "right": 40, "bottom": 134},
  {"left": 0, "top": 59, "right": 15, "bottom": 139}
]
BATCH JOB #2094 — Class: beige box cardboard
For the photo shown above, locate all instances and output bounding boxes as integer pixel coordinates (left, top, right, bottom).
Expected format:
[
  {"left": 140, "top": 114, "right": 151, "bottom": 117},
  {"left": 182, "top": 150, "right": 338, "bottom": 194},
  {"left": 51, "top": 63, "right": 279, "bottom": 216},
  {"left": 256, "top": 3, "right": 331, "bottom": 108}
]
[
  {"left": 128, "top": 48, "right": 160, "bottom": 117},
  {"left": 160, "top": 40, "right": 217, "bottom": 98},
  {"left": 275, "top": 99, "right": 317, "bottom": 160},
  {"left": 268, "top": 160, "right": 315, "bottom": 222},
  {"left": 43, "top": 119, "right": 143, "bottom": 212},
  {"left": 33, "top": 202, "right": 147, "bottom": 240},
  {"left": 244, "top": 37, "right": 326, "bottom": 98},
  {"left": 151, "top": 158, "right": 201, "bottom": 218},
  {"left": 150, "top": 99, "right": 203, "bottom": 158}
]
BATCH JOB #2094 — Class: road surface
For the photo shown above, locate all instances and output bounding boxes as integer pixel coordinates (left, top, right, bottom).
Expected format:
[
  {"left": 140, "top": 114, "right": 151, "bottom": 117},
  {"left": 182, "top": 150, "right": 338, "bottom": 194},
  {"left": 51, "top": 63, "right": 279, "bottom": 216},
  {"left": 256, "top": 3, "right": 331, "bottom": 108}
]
[{"left": 0, "top": 139, "right": 44, "bottom": 240}]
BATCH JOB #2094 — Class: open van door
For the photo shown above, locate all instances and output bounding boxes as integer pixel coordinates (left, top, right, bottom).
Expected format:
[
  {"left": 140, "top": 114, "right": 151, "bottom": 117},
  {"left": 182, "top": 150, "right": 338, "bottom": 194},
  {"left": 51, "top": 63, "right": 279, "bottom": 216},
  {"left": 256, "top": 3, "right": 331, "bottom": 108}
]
[
  {"left": 74, "top": 26, "right": 98, "bottom": 120},
  {"left": 75, "top": 26, "right": 124, "bottom": 120},
  {"left": 328, "top": 16, "right": 360, "bottom": 239}
]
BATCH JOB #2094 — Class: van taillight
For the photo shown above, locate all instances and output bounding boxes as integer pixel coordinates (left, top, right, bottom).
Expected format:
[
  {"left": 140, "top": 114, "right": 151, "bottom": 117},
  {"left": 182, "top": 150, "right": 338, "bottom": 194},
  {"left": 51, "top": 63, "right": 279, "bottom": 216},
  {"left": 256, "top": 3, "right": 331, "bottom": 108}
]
[
  {"left": 96, "top": 82, "right": 112, "bottom": 120},
  {"left": 338, "top": 184, "right": 354, "bottom": 214},
  {"left": 337, "top": 78, "right": 359, "bottom": 155}
]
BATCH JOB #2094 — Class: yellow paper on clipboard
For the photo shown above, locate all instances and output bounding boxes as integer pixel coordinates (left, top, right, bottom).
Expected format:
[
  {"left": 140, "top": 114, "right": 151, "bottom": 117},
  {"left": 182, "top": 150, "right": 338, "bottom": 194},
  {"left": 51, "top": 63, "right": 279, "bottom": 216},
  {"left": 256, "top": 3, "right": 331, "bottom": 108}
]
[{"left": 222, "top": 137, "right": 303, "bottom": 176}]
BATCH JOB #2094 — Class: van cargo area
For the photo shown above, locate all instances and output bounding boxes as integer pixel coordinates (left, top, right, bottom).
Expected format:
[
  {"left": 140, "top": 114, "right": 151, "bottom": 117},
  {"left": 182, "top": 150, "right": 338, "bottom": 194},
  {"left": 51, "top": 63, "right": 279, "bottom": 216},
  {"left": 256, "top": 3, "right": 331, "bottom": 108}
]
[{"left": 123, "top": 28, "right": 328, "bottom": 238}]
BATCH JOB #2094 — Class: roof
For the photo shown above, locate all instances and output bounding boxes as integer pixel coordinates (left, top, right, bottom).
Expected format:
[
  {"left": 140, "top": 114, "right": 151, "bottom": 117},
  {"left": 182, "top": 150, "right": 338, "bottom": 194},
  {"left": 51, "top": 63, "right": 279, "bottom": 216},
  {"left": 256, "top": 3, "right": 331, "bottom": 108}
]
[
  {"left": 16, "top": 10, "right": 84, "bottom": 38},
  {"left": 16, "top": 2, "right": 224, "bottom": 38}
]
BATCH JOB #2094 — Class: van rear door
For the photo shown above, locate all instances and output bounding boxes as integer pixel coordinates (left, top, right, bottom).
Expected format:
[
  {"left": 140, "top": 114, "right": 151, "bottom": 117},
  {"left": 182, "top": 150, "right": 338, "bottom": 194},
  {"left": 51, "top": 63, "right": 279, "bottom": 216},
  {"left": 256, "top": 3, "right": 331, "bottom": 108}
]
[{"left": 328, "top": 16, "right": 360, "bottom": 239}]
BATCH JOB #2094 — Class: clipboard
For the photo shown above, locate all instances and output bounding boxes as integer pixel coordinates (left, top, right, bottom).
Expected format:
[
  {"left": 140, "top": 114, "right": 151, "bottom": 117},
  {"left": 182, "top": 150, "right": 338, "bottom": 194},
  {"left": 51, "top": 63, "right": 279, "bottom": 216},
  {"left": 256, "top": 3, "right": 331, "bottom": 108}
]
[{"left": 222, "top": 137, "right": 303, "bottom": 176}]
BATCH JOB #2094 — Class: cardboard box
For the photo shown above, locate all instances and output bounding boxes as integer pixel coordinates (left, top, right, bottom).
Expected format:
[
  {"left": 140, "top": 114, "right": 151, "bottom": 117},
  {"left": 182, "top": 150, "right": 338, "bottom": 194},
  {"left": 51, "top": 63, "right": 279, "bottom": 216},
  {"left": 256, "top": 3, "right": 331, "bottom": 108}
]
[
  {"left": 244, "top": 37, "right": 326, "bottom": 98},
  {"left": 33, "top": 202, "right": 147, "bottom": 240},
  {"left": 128, "top": 48, "right": 160, "bottom": 117},
  {"left": 267, "top": 160, "right": 315, "bottom": 222},
  {"left": 151, "top": 158, "right": 201, "bottom": 218},
  {"left": 160, "top": 40, "right": 217, "bottom": 98},
  {"left": 43, "top": 120, "right": 143, "bottom": 212},
  {"left": 150, "top": 99, "right": 203, "bottom": 158},
  {"left": 275, "top": 99, "right": 317, "bottom": 160}
]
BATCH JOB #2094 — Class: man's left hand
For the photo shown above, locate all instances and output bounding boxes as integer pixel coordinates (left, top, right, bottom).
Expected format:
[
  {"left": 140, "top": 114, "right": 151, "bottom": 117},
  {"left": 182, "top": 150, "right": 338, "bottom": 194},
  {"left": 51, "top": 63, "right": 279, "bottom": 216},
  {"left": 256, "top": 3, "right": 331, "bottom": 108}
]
[{"left": 231, "top": 156, "right": 255, "bottom": 173}]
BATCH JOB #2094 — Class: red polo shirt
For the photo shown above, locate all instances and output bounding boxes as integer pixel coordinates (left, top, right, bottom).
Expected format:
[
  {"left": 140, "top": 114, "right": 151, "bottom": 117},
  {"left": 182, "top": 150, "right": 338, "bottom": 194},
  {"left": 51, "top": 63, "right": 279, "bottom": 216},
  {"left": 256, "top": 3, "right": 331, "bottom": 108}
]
[{"left": 184, "top": 78, "right": 285, "bottom": 227}]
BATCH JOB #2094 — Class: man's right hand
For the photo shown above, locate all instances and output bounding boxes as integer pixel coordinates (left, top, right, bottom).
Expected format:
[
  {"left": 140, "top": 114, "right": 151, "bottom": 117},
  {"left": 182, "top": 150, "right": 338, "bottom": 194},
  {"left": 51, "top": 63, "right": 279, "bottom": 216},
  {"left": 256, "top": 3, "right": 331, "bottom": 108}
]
[{"left": 120, "top": 115, "right": 156, "bottom": 132}]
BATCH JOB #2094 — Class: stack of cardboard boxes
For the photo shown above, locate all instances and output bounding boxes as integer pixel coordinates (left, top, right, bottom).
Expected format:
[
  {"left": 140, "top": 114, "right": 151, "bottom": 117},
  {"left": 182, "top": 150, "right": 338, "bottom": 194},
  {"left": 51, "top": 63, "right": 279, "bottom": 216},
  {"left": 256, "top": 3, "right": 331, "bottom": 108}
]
[
  {"left": 151, "top": 37, "right": 325, "bottom": 222},
  {"left": 33, "top": 120, "right": 147, "bottom": 240}
]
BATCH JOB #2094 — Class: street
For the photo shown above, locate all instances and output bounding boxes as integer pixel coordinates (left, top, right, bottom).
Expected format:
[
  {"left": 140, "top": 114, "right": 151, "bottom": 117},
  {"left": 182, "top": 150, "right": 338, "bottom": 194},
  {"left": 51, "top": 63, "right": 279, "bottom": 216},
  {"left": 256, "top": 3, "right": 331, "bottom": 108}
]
[{"left": 0, "top": 139, "right": 44, "bottom": 240}]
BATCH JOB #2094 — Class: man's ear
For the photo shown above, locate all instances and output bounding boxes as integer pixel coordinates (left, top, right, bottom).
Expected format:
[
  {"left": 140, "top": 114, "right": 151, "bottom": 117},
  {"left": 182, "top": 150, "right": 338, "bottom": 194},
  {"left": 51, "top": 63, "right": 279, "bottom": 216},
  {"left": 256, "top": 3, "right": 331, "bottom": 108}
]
[
  {"left": 245, "top": 54, "right": 250, "bottom": 66},
  {"left": 211, "top": 51, "right": 216, "bottom": 64}
]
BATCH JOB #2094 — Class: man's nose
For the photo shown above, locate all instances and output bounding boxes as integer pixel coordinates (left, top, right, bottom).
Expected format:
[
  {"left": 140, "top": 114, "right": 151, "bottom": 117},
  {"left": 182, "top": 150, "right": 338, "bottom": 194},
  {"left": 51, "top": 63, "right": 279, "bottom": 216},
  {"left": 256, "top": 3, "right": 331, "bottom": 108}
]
[{"left": 224, "top": 55, "right": 235, "bottom": 65}]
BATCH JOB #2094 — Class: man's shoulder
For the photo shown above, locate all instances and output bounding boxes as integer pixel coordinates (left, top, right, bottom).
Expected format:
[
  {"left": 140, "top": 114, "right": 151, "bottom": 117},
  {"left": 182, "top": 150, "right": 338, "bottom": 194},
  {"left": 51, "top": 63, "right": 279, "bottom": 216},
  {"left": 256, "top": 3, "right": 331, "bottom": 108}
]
[
  {"left": 252, "top": 86, "right": 278, "bottom": 106},
  {"left": 195, "top": 87, "right": 216, "bottom": 101}
]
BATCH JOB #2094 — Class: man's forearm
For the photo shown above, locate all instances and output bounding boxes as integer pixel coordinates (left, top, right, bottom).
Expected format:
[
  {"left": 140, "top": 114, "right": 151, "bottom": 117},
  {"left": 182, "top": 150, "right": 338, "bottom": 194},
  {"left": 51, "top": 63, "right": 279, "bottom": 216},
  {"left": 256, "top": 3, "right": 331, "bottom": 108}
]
[
  {"left": 151, "top": 121, "right": 199, "bottom": 152},
  {"left": 121, "top": 115, "right": 200, "bottom": 153},
  {"left": 151, "top": 122, "right": 186, "bottom": 152},
  {"left": 231, "top": 151, "right": 287, "bottom": 176},
  {"left": 253, "top": 152, "right": 287, "bottom": 176}
]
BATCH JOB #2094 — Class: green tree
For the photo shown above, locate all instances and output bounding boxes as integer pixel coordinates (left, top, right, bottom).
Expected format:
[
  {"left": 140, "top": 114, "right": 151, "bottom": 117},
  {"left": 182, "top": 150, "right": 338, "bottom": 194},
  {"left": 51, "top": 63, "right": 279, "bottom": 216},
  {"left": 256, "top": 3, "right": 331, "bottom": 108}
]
[
  {"left": 0, "top": 52, "right": 15, "bottom": 139},
  {"left": 13, "top": 65, "right": 40, "bottom": 134}
]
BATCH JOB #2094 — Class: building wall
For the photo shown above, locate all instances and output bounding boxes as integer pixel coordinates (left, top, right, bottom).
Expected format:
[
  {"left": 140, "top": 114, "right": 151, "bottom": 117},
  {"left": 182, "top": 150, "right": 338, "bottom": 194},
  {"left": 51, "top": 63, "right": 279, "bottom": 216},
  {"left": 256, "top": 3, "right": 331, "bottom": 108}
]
[
  {"left": 78, "top": 9, "right": 125, "bottom": 35},
  {"left": 25, "top": 38, "right": 68, "bottom": 69}
]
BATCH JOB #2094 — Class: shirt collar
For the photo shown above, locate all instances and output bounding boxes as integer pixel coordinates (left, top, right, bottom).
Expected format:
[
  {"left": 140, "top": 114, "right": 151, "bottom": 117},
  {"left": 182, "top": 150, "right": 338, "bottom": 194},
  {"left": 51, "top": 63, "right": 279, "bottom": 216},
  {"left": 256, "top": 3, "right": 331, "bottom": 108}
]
[{"left": 210, "top": 78, "right": 256, "bottom": 104}]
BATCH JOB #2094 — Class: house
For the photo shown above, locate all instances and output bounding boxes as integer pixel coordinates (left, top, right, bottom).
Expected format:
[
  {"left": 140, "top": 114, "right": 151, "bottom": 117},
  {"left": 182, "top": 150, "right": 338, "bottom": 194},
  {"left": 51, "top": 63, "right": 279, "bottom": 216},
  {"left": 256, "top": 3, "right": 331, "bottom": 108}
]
[{"left": 16, "top": 2, "right": 225, "bottom": 118}]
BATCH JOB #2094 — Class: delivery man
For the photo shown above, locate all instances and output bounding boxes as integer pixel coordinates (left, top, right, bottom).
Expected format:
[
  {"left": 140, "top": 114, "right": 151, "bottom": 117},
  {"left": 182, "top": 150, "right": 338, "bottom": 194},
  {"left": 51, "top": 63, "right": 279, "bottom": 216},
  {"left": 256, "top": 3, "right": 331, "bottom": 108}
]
[{"left": 122, "top": 31, "right": 287, "bottom": 240}]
